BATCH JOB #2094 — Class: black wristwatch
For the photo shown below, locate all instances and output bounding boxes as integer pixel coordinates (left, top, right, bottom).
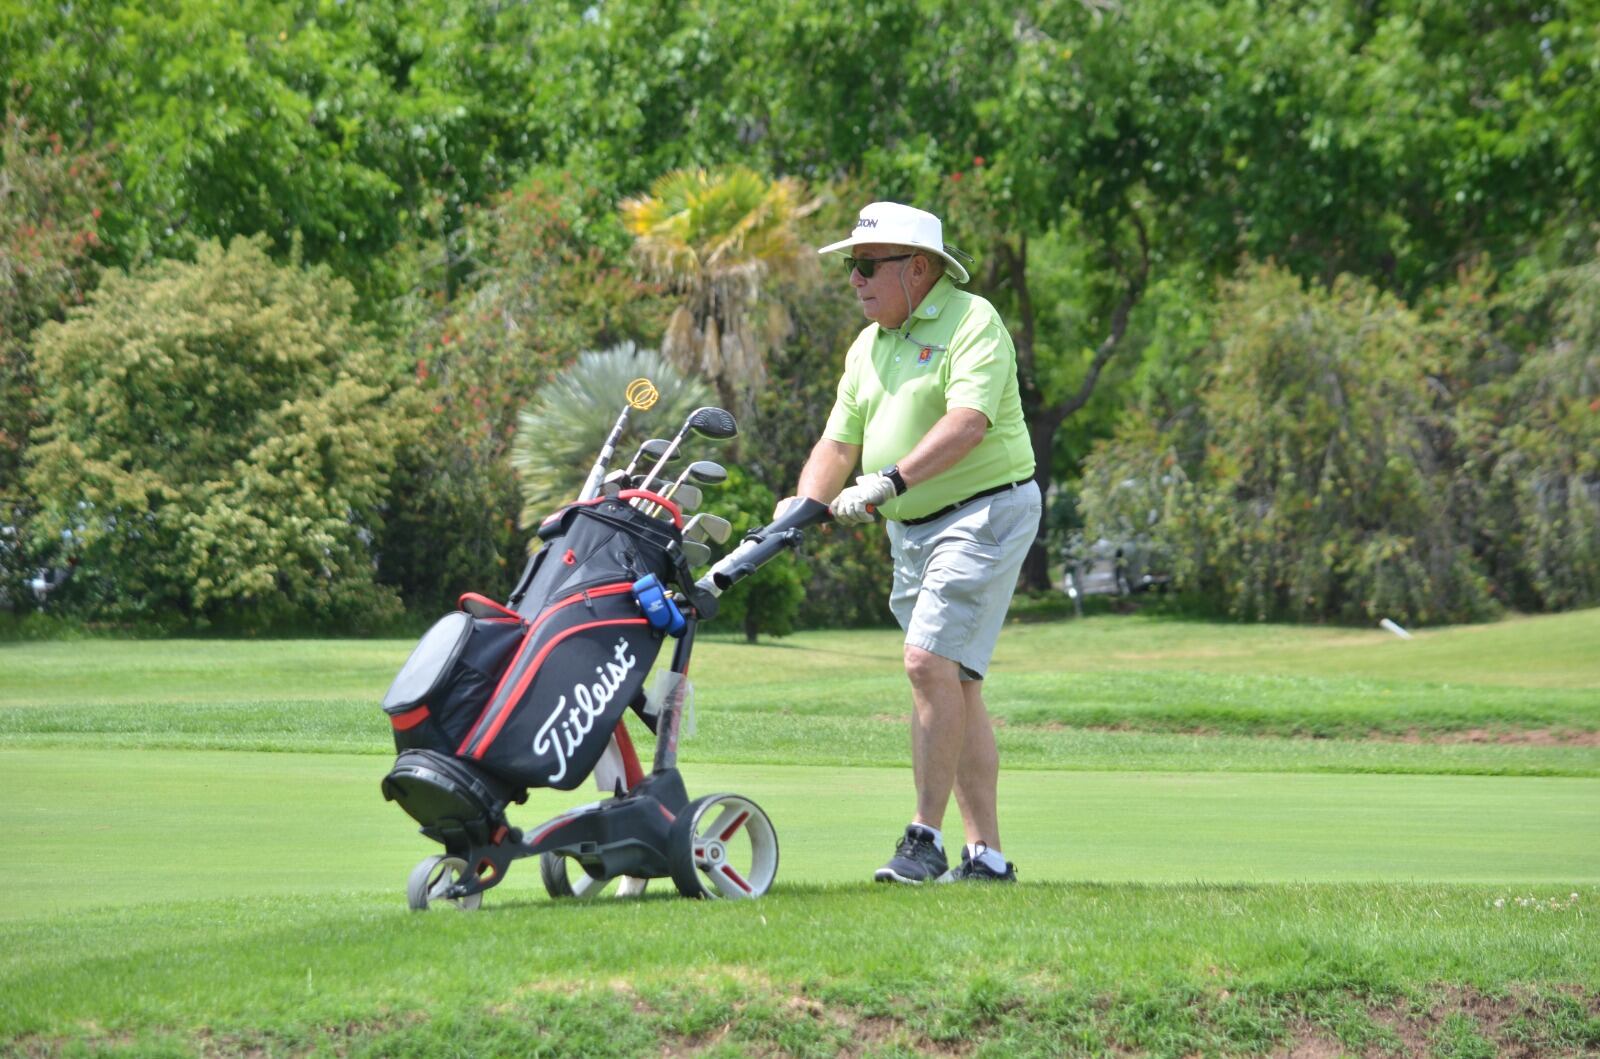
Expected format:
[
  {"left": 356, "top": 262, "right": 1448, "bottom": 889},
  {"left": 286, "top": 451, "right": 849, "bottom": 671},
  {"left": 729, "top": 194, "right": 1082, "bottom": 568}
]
[{"left": 880, "top": 465, "right": 908, "bottom": 496}]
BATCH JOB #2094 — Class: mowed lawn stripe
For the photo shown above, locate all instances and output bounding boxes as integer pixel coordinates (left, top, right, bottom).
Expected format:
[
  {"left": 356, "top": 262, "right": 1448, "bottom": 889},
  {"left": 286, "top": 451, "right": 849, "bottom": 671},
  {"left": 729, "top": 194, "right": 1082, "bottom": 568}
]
[
  {"left": 4, "top": 608, "right": 1595, "bottom": 710},
  {"left": 4, "top": 749, "right": 1597, "bottom": 921}
]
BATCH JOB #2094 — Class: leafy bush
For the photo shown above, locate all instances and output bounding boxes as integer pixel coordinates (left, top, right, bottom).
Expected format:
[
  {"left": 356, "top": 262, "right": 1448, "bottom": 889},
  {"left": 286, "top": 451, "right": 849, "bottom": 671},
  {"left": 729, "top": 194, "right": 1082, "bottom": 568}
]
[
  {"left": 699, "top": 468, "right": 806, "bottom": 642},
  {"left": 1482, "top": 258, "right": 1600, "bottom": 609},
  {"left": 26, "top": 236, "right": 405, "bottom": 631},
  {"left": 792, "top": 520, "right": 895, "bottom": 629},
  {"left": 0, "top": 112, "right": 109, "bottom": 608},
  {"left": 741, "top": 239, "right": 895, "bottom": 631},
  {"left": 1083, "top": 263, "right": 1497, "bottom": 625},
  {"left": 513, "top": 344, "right": 713, "bottom": 531},
  {"left": 377, "top": 171, "right": 667, "bottom": 615}
]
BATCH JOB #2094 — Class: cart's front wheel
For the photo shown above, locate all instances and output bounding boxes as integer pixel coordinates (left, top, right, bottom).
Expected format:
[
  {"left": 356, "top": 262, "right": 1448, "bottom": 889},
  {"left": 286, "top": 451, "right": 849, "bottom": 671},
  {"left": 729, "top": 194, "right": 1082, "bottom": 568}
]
[
  {"left": 538, "top": 851, "right": 649, "bottom": 899},
  {"left": 406, "top": 855, "right": 482, "bottom": 911},
  {"left": 668, "top": 794, "right": 778, "bottom": 899}
]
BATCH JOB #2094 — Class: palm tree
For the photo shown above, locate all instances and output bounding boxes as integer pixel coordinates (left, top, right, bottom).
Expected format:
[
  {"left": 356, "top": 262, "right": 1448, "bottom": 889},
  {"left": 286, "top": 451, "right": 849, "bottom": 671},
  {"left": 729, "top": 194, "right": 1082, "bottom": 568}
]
[
  {"left": 511, "top": 343, "right": 712, "bottom": 544},
  {"left": 620, "top": 166, "right": 816, "bottom": 418}
]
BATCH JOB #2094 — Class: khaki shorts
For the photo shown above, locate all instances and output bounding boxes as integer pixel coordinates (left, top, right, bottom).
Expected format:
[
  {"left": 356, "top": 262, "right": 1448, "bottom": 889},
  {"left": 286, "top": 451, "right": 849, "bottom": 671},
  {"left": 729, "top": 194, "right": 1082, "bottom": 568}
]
[{"left": 884, "top": 480, "right": 1041, "bottom": 680}]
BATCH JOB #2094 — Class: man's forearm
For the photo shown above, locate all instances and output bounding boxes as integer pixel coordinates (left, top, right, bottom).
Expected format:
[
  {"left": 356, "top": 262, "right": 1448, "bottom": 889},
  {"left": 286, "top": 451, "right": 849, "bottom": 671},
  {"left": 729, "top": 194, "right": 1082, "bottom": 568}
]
[
  {"left": 797, "top": 437, "right": 862, "bottom": 501},
  {"left": 896, "top": 407, "right": 989, "bottom": 488}
]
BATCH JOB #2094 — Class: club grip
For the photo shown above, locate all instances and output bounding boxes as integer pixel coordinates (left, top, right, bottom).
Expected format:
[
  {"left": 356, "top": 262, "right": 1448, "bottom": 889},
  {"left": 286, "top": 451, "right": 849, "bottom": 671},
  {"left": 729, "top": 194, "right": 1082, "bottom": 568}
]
[{"left": 694, "top": 498, "right": 831, "bottom": 597}]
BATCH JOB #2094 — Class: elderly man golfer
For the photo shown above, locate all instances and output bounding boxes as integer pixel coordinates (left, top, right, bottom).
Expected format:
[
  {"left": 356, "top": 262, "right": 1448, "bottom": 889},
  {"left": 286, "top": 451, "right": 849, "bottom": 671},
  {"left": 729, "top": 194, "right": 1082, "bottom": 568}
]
[{"left": 781, "top": 202, "right": 1040, "bottom": 883}]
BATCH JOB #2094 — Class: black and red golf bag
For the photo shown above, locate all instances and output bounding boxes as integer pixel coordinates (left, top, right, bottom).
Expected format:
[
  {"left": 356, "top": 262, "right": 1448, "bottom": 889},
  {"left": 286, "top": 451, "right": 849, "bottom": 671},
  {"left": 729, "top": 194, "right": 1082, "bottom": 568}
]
[{"left": 379, "top": 494, "right": 690, "bottom": 845}]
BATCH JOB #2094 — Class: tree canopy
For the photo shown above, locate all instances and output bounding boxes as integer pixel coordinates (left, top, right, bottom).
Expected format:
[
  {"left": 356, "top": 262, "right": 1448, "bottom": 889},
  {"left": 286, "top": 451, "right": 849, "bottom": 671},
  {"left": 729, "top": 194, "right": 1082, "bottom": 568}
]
[{"left": 2, "top": 0, "right": 1596, "bottom": 628}]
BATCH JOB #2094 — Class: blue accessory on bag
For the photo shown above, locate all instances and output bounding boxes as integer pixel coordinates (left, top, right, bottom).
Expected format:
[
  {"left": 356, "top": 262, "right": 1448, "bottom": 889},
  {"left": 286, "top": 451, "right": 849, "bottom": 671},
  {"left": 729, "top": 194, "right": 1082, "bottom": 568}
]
[{"left": 632, "top": 574, "right": 686, "bottom": 636}]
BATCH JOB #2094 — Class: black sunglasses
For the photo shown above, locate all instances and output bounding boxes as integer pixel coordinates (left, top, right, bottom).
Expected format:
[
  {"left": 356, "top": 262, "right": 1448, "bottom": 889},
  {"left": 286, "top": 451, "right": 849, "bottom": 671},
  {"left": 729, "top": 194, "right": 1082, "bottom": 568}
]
[{"left": 845, "top": 254, "right": 912, "bottom": 278}]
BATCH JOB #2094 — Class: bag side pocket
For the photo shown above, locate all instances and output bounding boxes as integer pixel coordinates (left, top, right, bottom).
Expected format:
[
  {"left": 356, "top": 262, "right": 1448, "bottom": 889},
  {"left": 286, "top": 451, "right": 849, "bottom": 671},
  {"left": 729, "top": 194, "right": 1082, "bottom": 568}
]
[{"left": 382, "top": 611, "right": 525, "bottom": 753}]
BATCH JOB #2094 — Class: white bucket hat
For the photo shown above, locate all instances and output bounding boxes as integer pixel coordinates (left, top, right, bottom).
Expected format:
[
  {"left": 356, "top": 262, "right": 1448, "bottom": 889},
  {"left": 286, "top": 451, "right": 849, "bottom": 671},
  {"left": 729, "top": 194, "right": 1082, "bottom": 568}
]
[{"left": 817, "top": 201, "right": 970, "bottom": 284}]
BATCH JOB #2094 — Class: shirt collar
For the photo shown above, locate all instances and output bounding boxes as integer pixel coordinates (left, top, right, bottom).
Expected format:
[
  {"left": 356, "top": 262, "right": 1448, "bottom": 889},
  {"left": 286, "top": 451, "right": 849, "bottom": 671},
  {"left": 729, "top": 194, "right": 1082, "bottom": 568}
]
[{"left": 878, "top": 274, "right": 957, "bottom": 337}]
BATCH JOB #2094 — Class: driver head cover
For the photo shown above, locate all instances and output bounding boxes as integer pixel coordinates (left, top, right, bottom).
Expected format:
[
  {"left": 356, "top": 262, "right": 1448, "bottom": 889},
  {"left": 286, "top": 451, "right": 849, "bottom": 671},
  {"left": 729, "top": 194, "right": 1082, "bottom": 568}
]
[{"left": 817, "top": 201, "right": 970, "bottom": 284}]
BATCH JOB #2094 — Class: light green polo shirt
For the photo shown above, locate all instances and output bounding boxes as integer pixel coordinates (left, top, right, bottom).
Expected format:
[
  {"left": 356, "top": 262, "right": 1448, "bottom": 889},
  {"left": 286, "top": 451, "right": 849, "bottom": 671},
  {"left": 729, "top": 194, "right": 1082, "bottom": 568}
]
[{"left": 821, "top": 275, "right": 1035, "bottom": 521}]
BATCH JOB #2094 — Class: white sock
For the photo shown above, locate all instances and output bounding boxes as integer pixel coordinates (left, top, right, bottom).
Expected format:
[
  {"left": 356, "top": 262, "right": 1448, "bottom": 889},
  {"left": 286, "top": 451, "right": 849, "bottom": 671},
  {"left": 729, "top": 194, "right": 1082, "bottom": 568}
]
[
  {"left": 910, "top": 823, "right": 943, "bottom": 852},
  {"left": 967, "top": 843, "right": 1007, "bottom": 873}
]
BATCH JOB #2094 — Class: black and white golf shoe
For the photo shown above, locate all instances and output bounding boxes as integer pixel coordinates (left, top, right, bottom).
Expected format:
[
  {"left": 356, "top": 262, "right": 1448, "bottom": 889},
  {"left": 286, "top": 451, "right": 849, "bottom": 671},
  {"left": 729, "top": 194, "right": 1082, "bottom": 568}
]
[
  {"left": 938, "top": 842, "right": 1017, "bottom": 883},
  {"left": 873, "top": 824, "right": 948, "bottom": 884}
]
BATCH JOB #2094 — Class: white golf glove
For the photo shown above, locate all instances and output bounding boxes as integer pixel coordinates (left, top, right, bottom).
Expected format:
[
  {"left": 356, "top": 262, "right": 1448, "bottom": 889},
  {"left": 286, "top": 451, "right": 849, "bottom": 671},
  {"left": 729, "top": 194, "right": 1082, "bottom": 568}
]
[{"left": 830, "top": 472, "right": 898, "bottom": 525}]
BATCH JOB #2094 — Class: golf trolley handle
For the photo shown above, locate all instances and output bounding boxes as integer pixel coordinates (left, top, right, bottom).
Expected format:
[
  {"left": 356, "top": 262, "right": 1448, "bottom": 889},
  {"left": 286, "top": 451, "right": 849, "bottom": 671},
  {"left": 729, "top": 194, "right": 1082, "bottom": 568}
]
[{"left": 696, "top": 497, "right": 832, "bottom": 596}]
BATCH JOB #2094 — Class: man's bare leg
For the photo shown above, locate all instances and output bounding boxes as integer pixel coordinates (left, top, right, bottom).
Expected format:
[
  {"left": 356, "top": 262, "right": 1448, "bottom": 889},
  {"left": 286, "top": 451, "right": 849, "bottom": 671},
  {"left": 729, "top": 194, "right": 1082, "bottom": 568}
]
[
  {"left": 951, "top": 679, "right": 1001, "bottom": 851},
  {"left": 904, "top": 645, "right": 965, "bottom": 832}
]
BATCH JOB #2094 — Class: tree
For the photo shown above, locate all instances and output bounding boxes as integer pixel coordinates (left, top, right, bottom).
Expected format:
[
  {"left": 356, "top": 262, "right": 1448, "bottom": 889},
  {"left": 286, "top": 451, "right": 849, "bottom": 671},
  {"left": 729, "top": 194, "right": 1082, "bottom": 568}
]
[
  {"left": 1083, "top": 262, "right": 1498, "bottom": 626},
  {"left": 512, "top": 344, "right": 713, "bottom": 534},
  {"left": 377, "top": 170, "right": 669, "bottom": 614},
  {"left": 621, "top": 165, "right": 817, "bottom": 420},
  {"left": 0, "top": 111, "right": 109, "bottom": 605},
  {"left": 1479, "top": 255, "right": 1600, "bottom": 609},
  {"left": 0, "top": 0, "right": 568, "bottom": 306},
  {"left": 26, "top": 236, "right": 405, "bottom": 630}
]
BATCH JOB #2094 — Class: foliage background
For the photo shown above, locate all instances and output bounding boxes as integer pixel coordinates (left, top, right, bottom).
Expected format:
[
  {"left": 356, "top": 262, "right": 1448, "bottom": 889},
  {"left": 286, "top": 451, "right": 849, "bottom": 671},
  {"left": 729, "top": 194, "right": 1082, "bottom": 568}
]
[{"left": 1, "top": 0, "right": 1596, "bottom": 632}]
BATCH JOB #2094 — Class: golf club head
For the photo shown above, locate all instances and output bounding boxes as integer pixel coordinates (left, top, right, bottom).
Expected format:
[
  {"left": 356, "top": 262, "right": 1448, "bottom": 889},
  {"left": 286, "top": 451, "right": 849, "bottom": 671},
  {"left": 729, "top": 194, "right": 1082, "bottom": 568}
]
[
  {"left": 685, "top": 460, "right": 728, "bottom": 486},
  {"left": 683, "top": 512, "right": 732, "bottom": 545},
  {"left": 630, "top": 472, "right": 669, "bottom": 494},
  {"left": 623, "top": 437, "right": 678, "bottom": 478},
  {"left": 601, "top": 468, "right": 630, "bottom": 497},
  {"left": 660, "top": 460, "right": 728, "bottom": 512},
  {"left": 681, "top": 539, "right": 712, "bottom": 568},
  {"left": 687, "top": 406, "right": 738, "bottom": 441},
  {"left": 642, "top": 407, "right": 738, "bottom": 488},
  {"left": 672, "top": 483, "right": 701, "bottom": 512}
]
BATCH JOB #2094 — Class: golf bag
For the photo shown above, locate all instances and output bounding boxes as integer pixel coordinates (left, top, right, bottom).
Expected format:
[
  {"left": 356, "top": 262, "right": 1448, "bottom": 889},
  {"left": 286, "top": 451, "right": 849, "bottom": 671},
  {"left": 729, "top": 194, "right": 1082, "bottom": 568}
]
[{"left": 380, "top": 495, "right": 689, "bottom": 838}]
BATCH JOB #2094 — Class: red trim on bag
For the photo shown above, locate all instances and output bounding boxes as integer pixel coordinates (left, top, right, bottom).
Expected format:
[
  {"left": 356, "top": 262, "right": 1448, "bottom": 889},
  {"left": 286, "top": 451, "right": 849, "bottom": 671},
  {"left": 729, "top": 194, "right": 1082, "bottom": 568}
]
[
  {"left": 457, "top": 582, "right": 639, "bottom": 756},
  {"left": 389, "top": 705, "right": 431, "bottom": 731},
  {"left": 563, "top": 549, "right": 576, "bottom": 565},
  {"left": 457, "top": 592, "right": 520, "bottom": 620},
  {"left": 538, "top": 491, "right": 682, "bottom": 528},
  {"left": 619, "top": 489, "right": 683, "bottom": 527},
  {"left": 463, "top": 616, "right": 649, "bottom": 759}
]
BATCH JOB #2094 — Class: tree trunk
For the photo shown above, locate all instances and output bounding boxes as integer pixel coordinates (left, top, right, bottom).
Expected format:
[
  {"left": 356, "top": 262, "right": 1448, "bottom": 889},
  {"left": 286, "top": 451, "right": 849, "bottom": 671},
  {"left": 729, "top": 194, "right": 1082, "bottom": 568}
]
[
  {"left": 992, "top": 210, "right": 1151, "bottom": 592},
  {"left": 1021, "top": 405, "right": 1068, "bottom": 590}
]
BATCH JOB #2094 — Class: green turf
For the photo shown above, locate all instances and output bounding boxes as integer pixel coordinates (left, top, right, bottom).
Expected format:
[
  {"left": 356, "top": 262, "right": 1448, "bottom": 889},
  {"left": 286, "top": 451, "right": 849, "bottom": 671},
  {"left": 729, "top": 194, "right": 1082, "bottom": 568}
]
[
  {"left": 4, "top": 749, "right": 1597, "bottom": 922},
  {"left": 5, "top": 607, "right": 1596, "bottom": 707},
  {"left": 2, "top": 885, "right": 1596, "bottom": 1054},
  {"left": 2, "top": 610, "right": 1597, "bottom": 1055},
  {"left": 5, "top": 698, "right": 1599, "bottom": 778},
  {"left": 2, "top": 610, "right": 1597, "bottom": 780}
]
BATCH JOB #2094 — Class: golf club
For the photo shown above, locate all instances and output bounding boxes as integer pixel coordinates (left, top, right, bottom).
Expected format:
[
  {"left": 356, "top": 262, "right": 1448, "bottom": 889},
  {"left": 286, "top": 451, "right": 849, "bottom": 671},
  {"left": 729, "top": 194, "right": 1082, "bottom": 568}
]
[
  {"left": 682, "top": 513, "right": 732, "bottom": 545},
  {"left": 637, "top": 482, "right": 700, "bottom": 519},
  {"left": 577, "top": 379, "right": 658, "bottom": 501},
  {"left": 638, "top": 407, "right": 737, "bottom": 502},
  {"left": 622, "top": 438, "right": 678, "bottom": 481},
  {"left": 680, "top": 539, "right": 711, "bottom": 568},
  {"left": 664, "top": 460, "right": 728, "bottom": 499},
  {"left": 669, "top": 483, "right": 701, "bottom": 513},
  {"left": 647, "top": 460, "right": 728, "bottom": 517}
]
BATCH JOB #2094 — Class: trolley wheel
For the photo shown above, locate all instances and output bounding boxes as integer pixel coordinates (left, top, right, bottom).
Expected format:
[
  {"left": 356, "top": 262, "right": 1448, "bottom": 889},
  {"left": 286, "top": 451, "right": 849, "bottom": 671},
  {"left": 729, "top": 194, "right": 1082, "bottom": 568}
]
[
  {"left": 538, "top": 851, "right": 649, "bottom": 899},
  {"left": 668, "top": 793, "right": 778, "bottom": 899},
  {"left": 406, "top": 854, "right": 482, "bottom": 912}
]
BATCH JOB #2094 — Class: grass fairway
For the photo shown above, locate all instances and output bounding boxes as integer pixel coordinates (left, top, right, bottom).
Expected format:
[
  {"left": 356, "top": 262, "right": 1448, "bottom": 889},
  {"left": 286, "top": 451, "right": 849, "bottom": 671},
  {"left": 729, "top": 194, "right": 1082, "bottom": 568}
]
[
  {"left": 2, "top": 609, "right": 1598, "bottom": 1056},
  {"left": 5, "top": 750, "right": 1597, "bottom": 920}
]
